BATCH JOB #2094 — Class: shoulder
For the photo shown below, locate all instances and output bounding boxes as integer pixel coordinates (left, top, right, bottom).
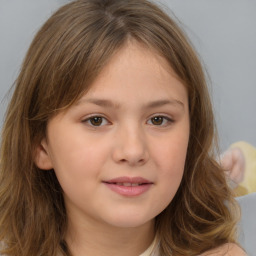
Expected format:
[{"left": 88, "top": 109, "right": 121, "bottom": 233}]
[{"left": 199, "top": 243, "right": 247, "bottom": 256}]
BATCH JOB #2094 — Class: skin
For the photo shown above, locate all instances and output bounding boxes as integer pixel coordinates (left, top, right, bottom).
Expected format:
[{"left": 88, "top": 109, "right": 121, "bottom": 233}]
[
  {"left": 221, "top": 147, "right": 245, "bottom": 186},
  {"left": 35, "top": 41, "right": 245, "bottom": 256},
  {"left": 36, "top": 41, "right": 190, "bottom": 255}
]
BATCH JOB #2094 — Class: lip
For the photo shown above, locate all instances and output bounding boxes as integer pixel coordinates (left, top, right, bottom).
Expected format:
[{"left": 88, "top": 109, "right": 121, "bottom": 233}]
[{"left": 103, "top": 176, "right": 153, "bottom": 197}]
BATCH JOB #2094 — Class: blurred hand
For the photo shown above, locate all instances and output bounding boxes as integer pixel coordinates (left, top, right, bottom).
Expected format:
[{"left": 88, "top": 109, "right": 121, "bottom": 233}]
[{"left": 221, "top": 147, "right": 245, "bottom": 185}]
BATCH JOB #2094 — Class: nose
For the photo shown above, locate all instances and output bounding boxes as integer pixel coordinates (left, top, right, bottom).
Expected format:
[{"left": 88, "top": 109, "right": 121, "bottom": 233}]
[{"left": 112, "top": 125, "right": 149, "bottom": 166}]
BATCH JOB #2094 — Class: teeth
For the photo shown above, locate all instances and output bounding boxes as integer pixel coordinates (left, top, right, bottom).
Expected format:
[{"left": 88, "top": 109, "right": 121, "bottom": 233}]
[
  {"left": 116, "top": 183, "right": 140, "bottom": 186},
  {"left": 116, "top": 182, "right": 126, "bottom": 186}
]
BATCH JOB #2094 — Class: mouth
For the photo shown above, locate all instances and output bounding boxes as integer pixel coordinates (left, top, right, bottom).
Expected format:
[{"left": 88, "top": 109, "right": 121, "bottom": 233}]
[
  {"left": 104, "top": 182, "right": 150, "bottom": 187},
  {"left": 106, "top": 182, "right": 147, "bottom": 187},
  {"left": 103, "top": 176, "right": 153, "bottom": 186},
  {"left": 103, "top": 177, "right": 153, "bottom": 196}
]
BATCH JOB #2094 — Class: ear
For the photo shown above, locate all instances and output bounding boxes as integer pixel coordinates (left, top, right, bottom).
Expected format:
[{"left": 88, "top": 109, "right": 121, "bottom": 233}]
[{"left": 34, "top": 138, "right": 53, "bottom": 170}]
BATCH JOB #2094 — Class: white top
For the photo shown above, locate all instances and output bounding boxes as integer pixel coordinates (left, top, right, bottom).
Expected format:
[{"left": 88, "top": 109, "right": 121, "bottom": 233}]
[{"left": 139, "top": 237, "right": 159, "bottom": 256}]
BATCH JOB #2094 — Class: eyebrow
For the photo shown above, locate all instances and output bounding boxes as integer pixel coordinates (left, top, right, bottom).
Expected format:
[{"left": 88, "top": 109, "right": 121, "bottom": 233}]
[
  {"left": 146, "top": 99, "right": 184, "bottom": 109},
  {"left": 76, "top": 98, "right": 184, "bottom": 109},
  {"left": 76, "top": 98, "right": 121, "bottom": 108}
]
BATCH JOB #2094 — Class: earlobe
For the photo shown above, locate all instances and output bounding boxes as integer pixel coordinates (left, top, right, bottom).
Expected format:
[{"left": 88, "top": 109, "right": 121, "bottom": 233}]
[{"left": 34, "top": 139, "right": 53, "bottom": 170}]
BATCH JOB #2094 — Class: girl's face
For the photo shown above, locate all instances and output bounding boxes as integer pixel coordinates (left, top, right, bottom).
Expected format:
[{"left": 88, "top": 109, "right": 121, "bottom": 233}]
[{"left": 36, "top": 41, "right": 190, "bottom": 230}]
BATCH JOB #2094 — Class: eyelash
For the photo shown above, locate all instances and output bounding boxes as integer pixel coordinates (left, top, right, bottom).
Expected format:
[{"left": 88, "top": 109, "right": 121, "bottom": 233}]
[
  {"left": 147, "top": 115, "right": 174, "bottom": 126},
  {"left": 82, "top": 115, "right": 110, "bottom": 127},
  {"left": 81, "top": 115, "right": 174, "bottom": 127}
]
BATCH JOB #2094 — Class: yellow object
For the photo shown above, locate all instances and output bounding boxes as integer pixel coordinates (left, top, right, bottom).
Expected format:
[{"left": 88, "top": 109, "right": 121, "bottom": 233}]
[{"left": 230, "top": 141, "right": 256, "bottom": 196}]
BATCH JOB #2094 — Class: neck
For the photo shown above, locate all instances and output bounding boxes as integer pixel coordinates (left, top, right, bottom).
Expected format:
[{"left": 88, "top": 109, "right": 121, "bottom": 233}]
[{"left": 65, "top": 215, "right": 155, "bottom": 256}]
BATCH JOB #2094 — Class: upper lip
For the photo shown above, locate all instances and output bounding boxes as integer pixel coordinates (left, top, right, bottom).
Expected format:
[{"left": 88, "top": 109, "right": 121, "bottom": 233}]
[{"left": 103, "top": 176, "right": 153, "bottom": 184}]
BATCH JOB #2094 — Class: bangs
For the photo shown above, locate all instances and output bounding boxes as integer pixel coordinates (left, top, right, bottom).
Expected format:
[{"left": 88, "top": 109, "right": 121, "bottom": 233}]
[{"left": 27, "top": 0, "right": 193, "bottom": 121}]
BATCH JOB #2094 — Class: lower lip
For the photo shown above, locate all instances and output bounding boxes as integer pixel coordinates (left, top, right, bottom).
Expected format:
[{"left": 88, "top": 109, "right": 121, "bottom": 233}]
[{"left": 104, "top": 183, "right": 152, "bottom": 197}]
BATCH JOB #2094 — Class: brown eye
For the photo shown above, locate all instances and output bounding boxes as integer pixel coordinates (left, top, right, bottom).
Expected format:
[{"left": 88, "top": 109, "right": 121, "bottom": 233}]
[
  {"left": 89, "top": 117, "right": 103, "bottom": 126},
  {"left": 147, "top": 116, "right": 173, "bottom": 126},
  {"left": 151, "top": 116, "right": 164, "bottom": 125},
  {"left": 82, "top": 116, "right": 109, "bottom": 127}
]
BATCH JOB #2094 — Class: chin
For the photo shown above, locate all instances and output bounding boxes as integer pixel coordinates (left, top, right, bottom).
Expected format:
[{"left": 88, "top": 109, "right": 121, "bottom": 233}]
[{"left": 104, "top": 211, "right": 155, "bottom": 229}]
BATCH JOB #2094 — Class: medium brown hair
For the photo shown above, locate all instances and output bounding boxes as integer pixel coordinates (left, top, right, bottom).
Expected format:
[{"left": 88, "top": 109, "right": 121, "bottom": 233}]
[{"left": 0, "top": 0, "right": 239, "bottom": 255}]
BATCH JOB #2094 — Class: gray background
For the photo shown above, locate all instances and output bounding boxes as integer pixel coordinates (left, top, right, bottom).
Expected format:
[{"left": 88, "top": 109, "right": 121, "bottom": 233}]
[{"left": 1, "top": 0, "right": 256, "bottom": 151}]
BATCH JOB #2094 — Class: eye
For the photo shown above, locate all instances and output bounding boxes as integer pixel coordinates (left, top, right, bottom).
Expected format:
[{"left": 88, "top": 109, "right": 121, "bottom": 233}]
[
  {"left": 147, "top": 116, "right": 173, "bottom": 126},
  {"left": 82, "top": 116, "right": 109, "bottom": 127}
]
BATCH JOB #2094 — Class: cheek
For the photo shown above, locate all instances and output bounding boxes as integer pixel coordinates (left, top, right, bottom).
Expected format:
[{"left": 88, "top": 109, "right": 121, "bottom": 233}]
[
  {"left": 50, "top": 140, "right": 108, "bottom": 200},
  {"left": 149, "top": 142, "right": 187, "bottom": 217},
  {"left": 49, "top": 133, "right": 109, "bottom": 174},
  {"left": 154, "top": 133, "right": 189, "bottom": 172},
  {"left": 151, "top": 131, "right": 189, "bottom": 198},
  {"left": 158, "top": 145, "right": 186, "bottom": 189}
]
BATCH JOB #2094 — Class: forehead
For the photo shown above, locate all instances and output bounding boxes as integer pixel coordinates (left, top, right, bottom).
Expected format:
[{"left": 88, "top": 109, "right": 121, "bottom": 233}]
[
  {"left": 97, "top": 40, "right": 181, "bottom": 84},
  {"left": 80, "top": 41, "right": 188, "bottom": 104}
]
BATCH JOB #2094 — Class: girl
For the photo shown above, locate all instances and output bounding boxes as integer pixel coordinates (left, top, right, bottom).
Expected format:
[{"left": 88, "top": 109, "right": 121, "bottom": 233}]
[{"left": 0, "top": 0, "right": 246, "bottom": 255}]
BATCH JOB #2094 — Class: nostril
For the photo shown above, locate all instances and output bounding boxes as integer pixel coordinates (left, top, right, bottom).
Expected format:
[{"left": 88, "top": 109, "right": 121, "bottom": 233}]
[
  {"left": 112, "top": 141, "right": 149, "bottom": 165},
  {"left": 118, "top": 158, "right": 145, "bottom": 165}
]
